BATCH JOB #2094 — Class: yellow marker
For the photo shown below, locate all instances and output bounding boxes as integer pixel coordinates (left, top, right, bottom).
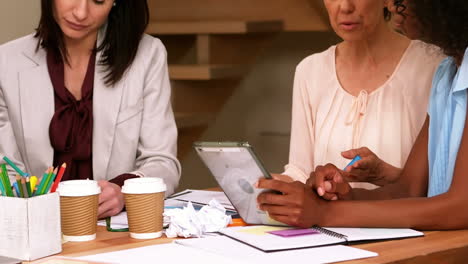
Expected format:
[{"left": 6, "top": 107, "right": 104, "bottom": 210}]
[{"left": 30, "top": 176, "right": 38, "bottom": 192}]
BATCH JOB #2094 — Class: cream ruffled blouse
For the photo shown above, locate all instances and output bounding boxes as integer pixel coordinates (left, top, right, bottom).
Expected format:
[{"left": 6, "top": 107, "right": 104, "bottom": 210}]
[{"left": 283, "top": 41, "right": 444, "bottom": 188}]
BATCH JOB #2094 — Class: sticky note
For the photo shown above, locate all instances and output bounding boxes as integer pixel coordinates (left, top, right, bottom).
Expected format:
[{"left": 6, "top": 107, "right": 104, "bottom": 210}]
[
  {"left": 238, "top": 226, "right": 288, "bottom": 235},
  {"left": 268, "top": 228, "right": 320, "bottom": 237}
]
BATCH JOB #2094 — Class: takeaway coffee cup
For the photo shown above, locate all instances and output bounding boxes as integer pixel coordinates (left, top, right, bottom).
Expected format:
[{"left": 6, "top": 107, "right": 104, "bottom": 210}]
[
  {"left": 57, "top": 180, "right": 101, "bottom": 242},
  {"left": 122, "top": 177, "right": 166, "bottom": 239}
]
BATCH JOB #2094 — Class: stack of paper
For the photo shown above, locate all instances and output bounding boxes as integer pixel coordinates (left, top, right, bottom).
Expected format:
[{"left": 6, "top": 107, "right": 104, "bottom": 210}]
[
  {"left": 77, "top": 237, "right": 377, "bottom": 264},
  {"left": 176, "top": 236, "right": 378, "bottom": 264},
  {"left": 77, "top": 243, "right": 238, "bottom": 264}
]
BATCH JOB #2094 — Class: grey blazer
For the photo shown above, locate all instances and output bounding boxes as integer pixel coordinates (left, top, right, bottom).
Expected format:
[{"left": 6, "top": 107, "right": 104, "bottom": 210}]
[{"left": 0, "top": 33, "right": 181, "bottom": 195}]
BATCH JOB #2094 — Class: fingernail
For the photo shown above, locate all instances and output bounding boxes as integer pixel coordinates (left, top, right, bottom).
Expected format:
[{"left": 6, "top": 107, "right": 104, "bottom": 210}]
[
  {"left": 324, "top": 181, "right": 332, "bottom": 191},
  {"left": 254, "top": 181, "right": 259, "bottom": 188},
  {"left": 331, "top": 196, "right": 338, "bottom": 201},
  {"left": 317, "top": 187, "right": 324, "bottom": 196}
]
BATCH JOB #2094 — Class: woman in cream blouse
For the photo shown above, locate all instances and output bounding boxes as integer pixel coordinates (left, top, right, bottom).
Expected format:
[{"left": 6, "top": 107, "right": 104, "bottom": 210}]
[{"left": 280, "top": 0, "right": 444, "bottom": 191}]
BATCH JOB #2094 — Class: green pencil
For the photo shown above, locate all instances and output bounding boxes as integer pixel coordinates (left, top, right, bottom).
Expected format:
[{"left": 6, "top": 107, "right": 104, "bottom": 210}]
[
  {"left": 0, "top": 176, "right": 5, "bottom": 196},
  {"left": 43, "top": 168, "right": 58, "bottom": 194},
  {"left": 35, "top": 170, "right": 49, "bottom": 196},
  {"left": 1, "top": 164, "right": 14, "bottom": 197},
  {"left": 26, "top": 177, "right": 32, "bottom": 197},
  {"left": 39, "top": 168, "right": 53, "bottom": 195},
  {"left": 21, "top": 178, "right": 29, "bottom": 198},
  {"left": 15, "top": 175, "right": 24, "bottom": 198},
  {"left": 3, "top": 156, "right": 27, "bottom": 177}
]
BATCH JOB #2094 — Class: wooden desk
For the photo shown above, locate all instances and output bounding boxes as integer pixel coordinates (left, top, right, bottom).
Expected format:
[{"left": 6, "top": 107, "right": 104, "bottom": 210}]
[{"left": 56, "top": 227, "right": 468, "bottom": 263}]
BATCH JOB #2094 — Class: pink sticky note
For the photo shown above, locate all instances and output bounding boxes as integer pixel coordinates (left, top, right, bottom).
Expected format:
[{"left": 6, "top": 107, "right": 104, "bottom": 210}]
[{"left": 268, "top": 229, "right": 320, "bottom": 237}]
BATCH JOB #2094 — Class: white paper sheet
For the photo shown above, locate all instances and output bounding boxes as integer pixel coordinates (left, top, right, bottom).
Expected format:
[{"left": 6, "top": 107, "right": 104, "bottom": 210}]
[
  {"left": 167, "top": 189, "right": 235, "bottom": 211},
  {"left": 77, "top": 243, "right": 239, "bottom": 264},
  {"left": 325, "top": 227, "right": 424, "bottom": 241},
  {"left": 97, "top": 200, "right": 190, "bottom": 229},
  {"left": 176, "top": 236, "right": 378, "bottom": 264}
]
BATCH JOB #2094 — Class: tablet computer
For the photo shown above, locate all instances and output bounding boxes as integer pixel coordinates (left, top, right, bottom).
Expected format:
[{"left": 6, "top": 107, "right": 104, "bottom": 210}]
[{"left": 193, "top": 141, "right": 286, "bottom": 226}]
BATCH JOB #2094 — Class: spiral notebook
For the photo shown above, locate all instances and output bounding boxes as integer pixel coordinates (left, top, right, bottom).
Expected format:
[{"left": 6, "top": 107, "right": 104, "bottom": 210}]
[{"left": 220, "top": 225, "right": 423, "bottom": 252}]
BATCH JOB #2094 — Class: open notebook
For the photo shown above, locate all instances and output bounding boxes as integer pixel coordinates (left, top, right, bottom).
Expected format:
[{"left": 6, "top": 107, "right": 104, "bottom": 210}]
[{"left": 220, "top": 225, "right": 423, "bottom": 252}]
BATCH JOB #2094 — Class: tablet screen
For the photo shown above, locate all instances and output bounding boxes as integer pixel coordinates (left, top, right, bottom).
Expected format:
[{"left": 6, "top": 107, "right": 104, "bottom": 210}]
[{"left": 195, "top": 145, "right": 282, "bottom": 225}]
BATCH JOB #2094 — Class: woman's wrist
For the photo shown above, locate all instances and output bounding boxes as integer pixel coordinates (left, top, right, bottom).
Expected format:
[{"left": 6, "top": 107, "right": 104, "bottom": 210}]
[{"left": 379, "top": 162, "right": 402, "bottom": 185}]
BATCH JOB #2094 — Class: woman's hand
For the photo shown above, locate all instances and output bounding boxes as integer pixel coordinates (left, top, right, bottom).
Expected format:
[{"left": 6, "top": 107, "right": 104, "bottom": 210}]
[
  {"left": 270, "top": 173, "right": 294, "bottom": 183},
  {"left": 256, "top": 179, "right": 324, "bottom": 228},
  {"left": 342, "top": 147, "right": 400, "bottom": 186},
  {"left": 310, "top": 164, "right": 353, "bottom": 201},
  {"left": 97, "top": 180, "right": 125, "bottom": 219}
]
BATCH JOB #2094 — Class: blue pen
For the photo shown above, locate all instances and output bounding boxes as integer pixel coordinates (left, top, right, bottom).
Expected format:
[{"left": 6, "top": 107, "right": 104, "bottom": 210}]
[
  {"left": 13, "top": 182, "right": 21, "bottom": 197},
  {"left": 343, "top": 155, "right": 362, "bottom": 170}
]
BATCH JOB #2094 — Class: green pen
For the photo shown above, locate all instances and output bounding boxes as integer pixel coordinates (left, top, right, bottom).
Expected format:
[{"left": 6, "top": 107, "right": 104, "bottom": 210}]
[
  {"left": 34, "top": 171, "right": 49, "bottom": 196},
  {"left": 43, "top": 168, "right": 57, "bottom": 194},
  {"left": 15, "top": 175, "right": 24, "bottom": 198},
  {"left": 26, "top": 177, "right": 32, "bottom": 197},
  {"left": 1, "top": 164, "right": 14, "bottom": 197},
  {"left": 3, "top": 156, "right": 27, "bottom": 177},
  {"left": 39, "top": 169, "right": 54, "bottom": 195},
  {"left": 0, "top": 176, "right": 6, "bottom": 196}
]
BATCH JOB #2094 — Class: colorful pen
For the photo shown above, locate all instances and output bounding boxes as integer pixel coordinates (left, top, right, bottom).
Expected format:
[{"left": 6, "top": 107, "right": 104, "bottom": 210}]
[
  {"left": 51, "top": 163, "right": 66, "bottom": 193},
  {"left": 25, "top": 177, "right": 32, "bottom": 197},
  {"left": 343, "top": 155, "right": 362, "bottom": 170},
  {"left": 3, "top": 156, "right": 27, "bottom": 177},
  {"left": 21, "top": 178, "right": 29, "bottom": 198},
  {"left": 1, "top": 164, "right": 14, "bottom": 197},
  {"left": 16, "top": 175, "right": 24, "bottom": 198},
  {"left": 0, "top": 178, "right": 5, "bottom": 196},
  {"left": 30, "top": 176, "right": 38, "bottom": 194},
  {"left": 13, "top": 182, "right": 20, "bottom": 198},
  {"left": 43, "top": 168, "right": 58, "bottom": 194},
  {"left": 35, "top": 168, "right": 51, "bottom": 196}
]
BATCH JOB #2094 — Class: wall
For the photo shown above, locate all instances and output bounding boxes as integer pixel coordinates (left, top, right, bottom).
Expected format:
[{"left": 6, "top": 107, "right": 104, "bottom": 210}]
[
  {"left": 178, "top": 32, "right": 340, "bottom": 191},
  {"left": 0, "top": 1, "right": 40, "bottom": 44}
]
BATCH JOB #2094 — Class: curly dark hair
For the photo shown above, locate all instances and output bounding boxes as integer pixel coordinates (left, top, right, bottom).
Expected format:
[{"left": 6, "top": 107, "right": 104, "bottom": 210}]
[
  {"left": 401, "top": 0, "right": 468, "bottom": 62},
  {"left": 384, "top": 8, "right": 391, "bottom": 21}
]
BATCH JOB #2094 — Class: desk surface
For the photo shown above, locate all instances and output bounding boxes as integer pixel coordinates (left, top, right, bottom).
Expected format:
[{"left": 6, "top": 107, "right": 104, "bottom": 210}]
[{"left": 57, "top": 227, "right": 468, "bottom": 263}]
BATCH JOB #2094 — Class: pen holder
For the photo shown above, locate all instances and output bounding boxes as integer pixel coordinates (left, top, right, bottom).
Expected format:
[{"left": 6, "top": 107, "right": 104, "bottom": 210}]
[{"left": 0, "top": 193, "right": 62, "bottom": 261}]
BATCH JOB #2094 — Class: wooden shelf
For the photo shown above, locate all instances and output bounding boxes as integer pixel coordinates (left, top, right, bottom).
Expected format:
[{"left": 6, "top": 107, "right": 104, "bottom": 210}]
[
  {"left": 147, "top": 20, "right": 283, "bottom": 35},
  {"left": 175, "top": 112, "right": 215, "bottom": 129},
  {"left": 148, "top": 0, "right": 330, "bottom": 32},
  {"left": 169, "top": 64, "right": 246, "bottom": 80}
]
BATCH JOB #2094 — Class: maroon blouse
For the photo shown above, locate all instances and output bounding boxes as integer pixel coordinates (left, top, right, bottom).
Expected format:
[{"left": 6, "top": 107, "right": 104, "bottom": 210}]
[{"left": 46, "top": 52, "right": 137, "bottom": 187}]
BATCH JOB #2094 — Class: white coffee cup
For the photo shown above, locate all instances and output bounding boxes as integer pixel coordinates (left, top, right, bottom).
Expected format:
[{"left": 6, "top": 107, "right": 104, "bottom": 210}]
[
  {"left": 57, "top": 180, "right": 101, "bottom": 242},
  {"left": 122, "top": 177, "right": 166, "bottom": 239}
]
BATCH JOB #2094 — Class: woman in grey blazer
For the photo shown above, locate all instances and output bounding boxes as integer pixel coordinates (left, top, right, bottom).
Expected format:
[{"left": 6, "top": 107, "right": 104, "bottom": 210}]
[{"left": 0, "top": 0, "right": 181, "bottom": 218}]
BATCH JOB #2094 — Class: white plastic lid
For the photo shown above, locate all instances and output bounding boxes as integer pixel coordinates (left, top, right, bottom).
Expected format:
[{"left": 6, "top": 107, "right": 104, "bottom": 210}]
[
  {"left": 121, "top": 177, "right": 166, "bottom": 194},
  {"left": 57, "top": 180, "right": 101, "bottom": 197}
]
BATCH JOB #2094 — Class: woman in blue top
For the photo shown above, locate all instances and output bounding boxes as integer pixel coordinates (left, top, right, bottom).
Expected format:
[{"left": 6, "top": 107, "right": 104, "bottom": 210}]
[{"left": 256, "top": 0, "right": 468, "bottom": 229}]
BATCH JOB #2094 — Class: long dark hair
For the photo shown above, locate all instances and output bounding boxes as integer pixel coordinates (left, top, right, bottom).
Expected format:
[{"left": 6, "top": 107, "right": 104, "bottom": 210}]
[
  {"left": 400, "top": 0, "right": 468, "bottom": 62},
  {"left": 35, "top": 0, "right": 149, "bottom": 86}
]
